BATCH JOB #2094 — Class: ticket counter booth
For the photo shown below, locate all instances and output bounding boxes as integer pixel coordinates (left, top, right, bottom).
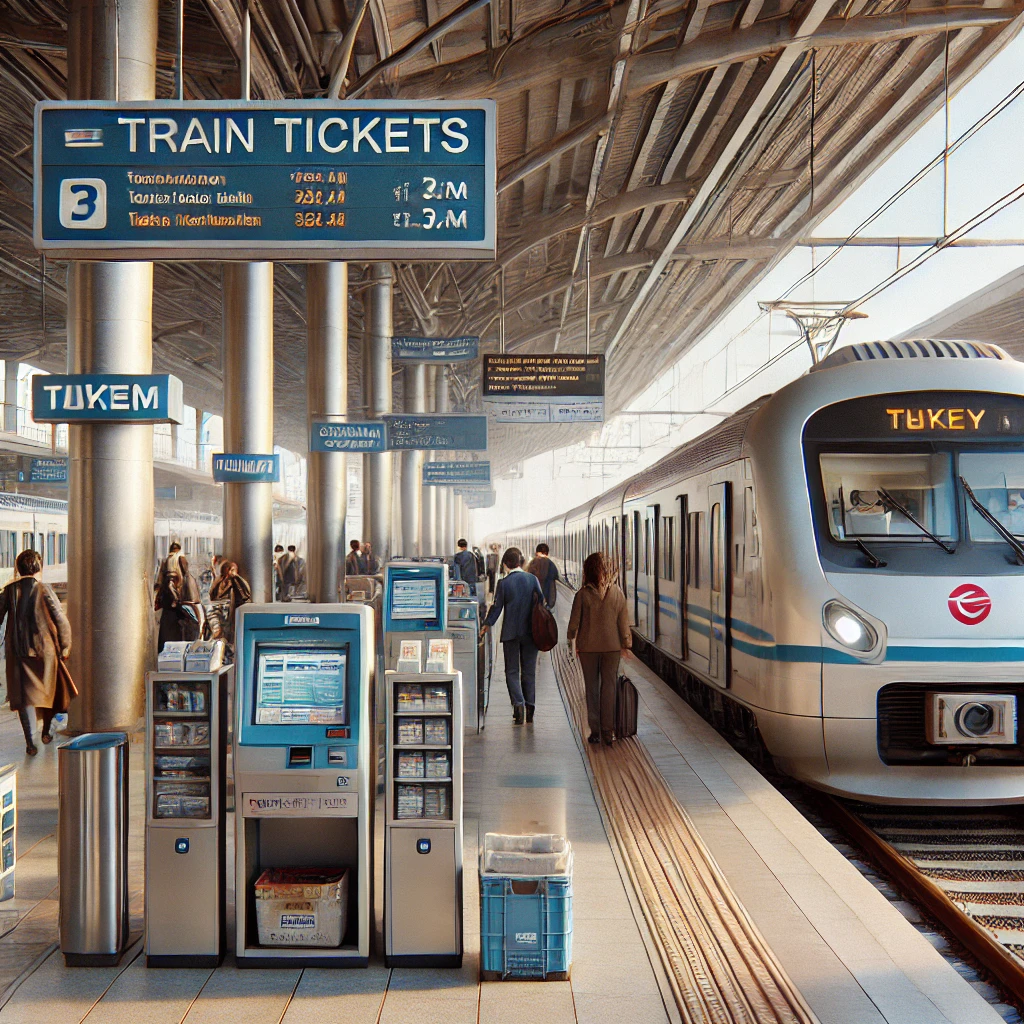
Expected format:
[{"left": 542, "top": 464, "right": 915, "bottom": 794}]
[{"left": 233, "top": 605, "right": 373, "bottom": 967}]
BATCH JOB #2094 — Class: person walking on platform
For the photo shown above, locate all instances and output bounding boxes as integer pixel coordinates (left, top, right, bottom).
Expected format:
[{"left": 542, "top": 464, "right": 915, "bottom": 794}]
[
  {"left": 480, "top": 547, "right": 544, "bottom": 725},
  {"left": 156, "top": 555, "right": 203, "bottom": 651},
  {"left": 453, "top": 538, "right": 478, "bottom": 589},
  {"left": 209, "top": 560, "right": 252, "bottom": 651},
  {"left": 527, "top": 543, "right": 560, "bottom": 609},
  {"left": 278, "top": 545, "right": 298, "bottom": 601},
  {"left": 486, "top": 543, "right": 499, "bottom": 595},
  {"left": 346, "top": 539, "right": 367, "bottom": 576},
  {"left": 0, "top": 549, "right": 73, "bottom": 756},
  {"left": 273, "top": 544, "right": 285, "bottom": 600},
  {"left": 363, "top": 543, "right": 380, "bottom": 575},
  {"left": 567, "top": 552, "right": 631, "bottom": 745}
]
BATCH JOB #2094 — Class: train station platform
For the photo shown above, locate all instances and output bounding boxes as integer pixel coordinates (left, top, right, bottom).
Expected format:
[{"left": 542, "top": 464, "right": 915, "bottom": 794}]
[{"left": 0, "top": 594, "right": 1010, "bottom": 1024}]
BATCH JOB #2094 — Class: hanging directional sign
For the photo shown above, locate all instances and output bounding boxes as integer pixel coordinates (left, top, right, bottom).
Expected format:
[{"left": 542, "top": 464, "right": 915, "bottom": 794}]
[
  {"left": 391, "top": 336, "right": 479, "bottom": 362},
  {"left": 29, "top": 458, "right": 68, "bottom": 483},
  {"left": 31, "top": 373, "right": 184, "bottom": 423},
  {"left": 454, "top": 486, "right": 496, "bottom": 509},
  {"left": 385, "top": 414, "right": 487, "bottom": 451},
  {"left": 482, "top": 354, "right": 605, "bottom": 423},
  {"left": 310, "top": 421, "right": 387, "bottom": 453},
  {"left": 212, "top": 453, "right": 280, "bottom": 483},
  {"left": 422, "top": 461, "right": 491, "bottom": 485},
  {"left": 34, "top": 99, "right": 496, "bottom": 261}
]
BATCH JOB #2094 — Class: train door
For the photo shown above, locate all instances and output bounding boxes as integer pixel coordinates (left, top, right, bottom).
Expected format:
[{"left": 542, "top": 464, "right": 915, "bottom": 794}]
[
  {"left": 708, "top": 482, "right": 731, "bottom": 687},
  {"left": 623, "top": 512, "right": 636, "bottom": 625},
  {"left": 678, "top": 495, "right": 688, "bottom": 658},
  {"left": 634, "top": 509, "right": 650, "bottom": 637},
  {"left": 642, "top": 505, "right": 659, "bottom": 641}
]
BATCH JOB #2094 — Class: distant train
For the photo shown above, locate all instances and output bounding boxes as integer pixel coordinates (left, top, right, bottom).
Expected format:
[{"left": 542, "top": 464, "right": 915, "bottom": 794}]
[
  {"left": 496, "top": 340, "right": 1024, "bottom": 805},
  {"left": 0, "top": 492, "right": 305, "bottom": 590}
]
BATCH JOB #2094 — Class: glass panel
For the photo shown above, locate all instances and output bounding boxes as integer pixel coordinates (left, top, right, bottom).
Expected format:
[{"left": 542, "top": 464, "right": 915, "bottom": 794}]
[
  {"left": 819, "top": 452, "right": 954, "bottom": 541},
  {"left": 960, "top": 452, "right": 1024, "bottom": 541},
  {"left": 710, "top": 504, "right": 721, "bottom": 591}
]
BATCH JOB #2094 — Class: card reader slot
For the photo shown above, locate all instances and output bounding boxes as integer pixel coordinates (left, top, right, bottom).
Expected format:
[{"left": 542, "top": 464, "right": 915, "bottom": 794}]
[{"left": 287, "top": 746, "right": 314, "bottom": 768}]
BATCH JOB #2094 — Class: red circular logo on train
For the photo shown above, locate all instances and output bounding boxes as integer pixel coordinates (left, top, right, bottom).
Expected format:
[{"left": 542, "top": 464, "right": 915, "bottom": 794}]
[{"left": 947, "top": 583, "right": 992, "bottom": 625}]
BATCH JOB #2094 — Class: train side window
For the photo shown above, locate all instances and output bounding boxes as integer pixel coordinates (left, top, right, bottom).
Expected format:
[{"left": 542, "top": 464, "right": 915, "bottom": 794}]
[
  {"left": 46, "top": 532, "right": 55, "bottom": 566},
  {"left": 698, "top": 511, "right": 707, "bottom": 589},
  {"left": 662, "top": 517, "right": 674, "bottom": 581},
  {"left": 745, "top": 486, "right": 758, "bottom": 557},
  {"left": 613, "top": 517, "right": 620, "bottom": 571},
  {"left": 59, "top": 533, "right": 67, "bottom": 563},
  {"left": 21, "top": 532, "right": 31, "bottom": 553},
  {"left": 710, "top": 504, "right": 722, "bottom": 591},
  {"left": 625, "top": 516, "right": 633, "bottom": 571}
]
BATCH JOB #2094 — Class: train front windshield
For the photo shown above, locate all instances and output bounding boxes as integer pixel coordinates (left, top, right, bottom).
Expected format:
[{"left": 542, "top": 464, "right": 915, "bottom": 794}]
[{"left": 805, "top": 391, "right": 1024, "bottom": 572}]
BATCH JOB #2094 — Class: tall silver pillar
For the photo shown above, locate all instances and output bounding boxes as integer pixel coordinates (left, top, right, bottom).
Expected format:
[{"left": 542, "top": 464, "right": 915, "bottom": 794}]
[
  {"left": 400, "top": 364, "right": 426, "bottom": 557},
  {"left": 223, "top": 263, "right": 274, "bottom": 603},
  {"left": 2, "top": 362, "right": 17, "bottom": 434},
  {"left": 435, "top": 368, "right": 450, "bottom": 556},
  {"left": 307, "top": 263, "right": 347, "bottom": 602},
  {"left": 67, "top": 0, "right": 157, "bottom": 733},
  {"left": 362, "top": 264, "right": 393, "bottom": 561},
  {"left": 420, "top": 368, "right": 437, "bottom": 555}
]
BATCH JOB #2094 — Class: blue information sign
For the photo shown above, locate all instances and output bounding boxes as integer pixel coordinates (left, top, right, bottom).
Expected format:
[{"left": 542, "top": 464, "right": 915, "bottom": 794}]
[
  {"left": 422, "top": 461, "right": 491, "bottom": 485},
  {"left": 385, "top": 415, "right": 487, "bottom": 452},
  {"left": 310, "top": 421, "right": 387, "bottom": 453},
  {"left": 392, "top": 336, "right": 479, "bottom": 363},
  {"left": 31, "top": 373, "right": 184, "bottom": 423},
  {"left": 454, "top": 487, "right": 496, "bottom": 509},
  {"left": 35, "top": 100, "right": 496, "bottom": 261},
  {"left": 29, "top": 458, "right": 68, "bottom": 483},
  {"left": 213, "top": 453, "right": 280, "bottom": 483}
]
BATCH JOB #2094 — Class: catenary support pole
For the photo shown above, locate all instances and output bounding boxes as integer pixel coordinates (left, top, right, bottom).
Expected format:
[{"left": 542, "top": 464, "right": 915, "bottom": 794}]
[
  {"left": 435, "top": 366, "right": 450, "bottom": 556},
  {"left": 307, "top": 263, "right": 347, "bottom": 602},
  {"left": 223, "top": 263, "right": 275, "bottom": 603},
  {"left": 400, "top": 363, "right": 426, "bottom": 557},
  {"left": 363, "top": 264, "right": 394, "bottom": 562},
  {"left": 421, "top": 366, "right": 437, "bottom": 554},
  {"left": 67, "top": 0, "right": 158, "bottom": 733}
]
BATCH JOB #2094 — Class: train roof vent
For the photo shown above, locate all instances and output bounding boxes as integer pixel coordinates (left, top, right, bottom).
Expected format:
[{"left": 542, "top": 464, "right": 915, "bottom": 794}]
[{"left": 811, "top": 339, "right": 1012, "bottom": 371}]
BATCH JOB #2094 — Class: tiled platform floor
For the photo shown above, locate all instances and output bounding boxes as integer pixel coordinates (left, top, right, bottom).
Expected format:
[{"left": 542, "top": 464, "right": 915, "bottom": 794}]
[{"left": 0, "top": 642, "right": 672, "bottom": 1024}]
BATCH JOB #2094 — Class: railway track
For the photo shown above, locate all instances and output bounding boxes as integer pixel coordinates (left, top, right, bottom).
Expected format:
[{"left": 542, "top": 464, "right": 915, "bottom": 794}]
[{"left": 822, "top": 799, "right": 1024, "bottom": 1007}]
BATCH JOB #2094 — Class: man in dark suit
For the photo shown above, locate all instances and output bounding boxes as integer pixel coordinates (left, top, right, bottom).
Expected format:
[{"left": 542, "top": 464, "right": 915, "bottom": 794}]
[{"left": 481, "top": 547, "right": 544, "bottom": 725}]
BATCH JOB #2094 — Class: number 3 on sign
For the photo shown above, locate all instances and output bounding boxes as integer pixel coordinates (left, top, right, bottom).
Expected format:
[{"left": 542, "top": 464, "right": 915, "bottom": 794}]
[{"left": 59, "top": 178, "right": 107, "bottom": 230}]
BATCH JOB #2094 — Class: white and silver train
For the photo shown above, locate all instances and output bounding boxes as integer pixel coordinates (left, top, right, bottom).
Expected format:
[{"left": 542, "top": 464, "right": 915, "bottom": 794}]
[{"left": 498, "top": 340, "right": 1024, "bottom": 805}]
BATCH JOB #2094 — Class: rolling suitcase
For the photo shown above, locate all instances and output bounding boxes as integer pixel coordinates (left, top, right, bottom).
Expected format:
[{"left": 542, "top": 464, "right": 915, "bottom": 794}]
[{"left": 615, "top": 674, "right": 638, "bottom": 739}]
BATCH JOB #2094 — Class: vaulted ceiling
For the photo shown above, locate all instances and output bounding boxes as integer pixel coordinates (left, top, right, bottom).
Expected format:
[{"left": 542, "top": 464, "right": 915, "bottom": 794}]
[{"left": 0, "top": 0, "right": 1021, "bottom": 472}]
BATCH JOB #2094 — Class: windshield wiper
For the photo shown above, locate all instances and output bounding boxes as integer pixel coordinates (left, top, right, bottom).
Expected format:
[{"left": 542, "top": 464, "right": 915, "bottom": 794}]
[
  {"left": 959, "top": 476, "right": 1024, "bottom": 565},
  {"left": 877, "top": 487, "right": 956, "bottom": 554},
  {"left": 855, "top": 539, "right": 887, "bottom": 568}
]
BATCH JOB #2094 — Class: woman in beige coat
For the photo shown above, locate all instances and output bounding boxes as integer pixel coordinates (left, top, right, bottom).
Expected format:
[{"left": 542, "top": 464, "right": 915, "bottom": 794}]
[
  {"left": 0, "top": 549, "right": 73, "bottom": 755},
  {"left": 566, "top": 552, "right": 631, "bottom": 745}
]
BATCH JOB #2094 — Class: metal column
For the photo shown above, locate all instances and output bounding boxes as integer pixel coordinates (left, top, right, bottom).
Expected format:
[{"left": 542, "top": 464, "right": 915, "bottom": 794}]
[
  {"left": 420, "top": 367, "right": 437, "bottom": 555},
  {"left": 223, "top": 263, "right": 274, "bottom": 603},
  {"left": 2, "top": 362, "right": 17, "bottom": 434},
  {"left": 400, "top": 364, "right": 426, "bottom": 557},
  {"left": 67, "top": 0, "right": 158, "bottom": 733},
  {"left": 363, "top": 264, "right": 393, "bottom": 562},
  {"left": 435, "top": 367, "right": 450, "bottom": 556},
  {"left": 306, "top": 263, "right": 347, "bottom": 602}
]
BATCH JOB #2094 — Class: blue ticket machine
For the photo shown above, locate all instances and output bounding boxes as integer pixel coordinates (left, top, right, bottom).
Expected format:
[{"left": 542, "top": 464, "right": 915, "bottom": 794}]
[
  {"left": 233, "top": 604, "right": 373, "bottom": 967},
  {"left": 383, "top": 562, "right": 449, "bottom": 670}
]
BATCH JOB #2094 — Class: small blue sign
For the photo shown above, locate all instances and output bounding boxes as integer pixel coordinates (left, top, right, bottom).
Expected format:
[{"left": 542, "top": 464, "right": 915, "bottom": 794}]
[
  {"left": 385, "top": 414, "right": 487, "bottom": 452},
  {"left": 392, "top": 336, "right": 479, "bottom": 363},
  {"left": 31, "top": 373, "right": 184, "bottom": 424},
  {"left": 212, "top": 453, "right": 280, "bottom": 482},
  {"left": 310, "top": 421, "right": 387, "bottom": 453},
  {"left": 423, "top": 461, "right": 490, "bottom": 485},
  {"left": 174, "top": 838, "right": 190, "bottom": 855},
  {"left": 453, "top": 486, "right": 497, "bottom": 509},
  {"left": 416, "top": 838, "right": 432, "bottom": 854},
  {"left": 29, "top": 458, "right": 68, "bottom": 483}
]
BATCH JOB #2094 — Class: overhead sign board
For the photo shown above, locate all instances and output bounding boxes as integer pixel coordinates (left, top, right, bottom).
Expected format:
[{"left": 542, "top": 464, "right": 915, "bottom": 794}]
[
  {"left": 310, "top": 421, "right": 387, "bottom": 453},
  {"left": 31, "top": 373, "right": 184, "bottom": 423},
  {"left": 422, "top": 461, "right": 491, "bottom": 485},
  {"left": 454, "top": 486, "right": 496, "bottom": 509},
  {"left": 385, "top": 414, "right": 487, "bottom": 451},
  {"left": 35, "top": 99, "right": 496, "bottom": 261},
  {"left": 391, "top": 336, "right": 479, "bottom": 362},
  {"left": 212, "top": 453, "right": 280, "bottom": 483},
  {"left": 482, "top": 354, "right": 605, "bottom": 423},
  {"left": 29, "top": 458, "right": 68, "bottom": 483}
]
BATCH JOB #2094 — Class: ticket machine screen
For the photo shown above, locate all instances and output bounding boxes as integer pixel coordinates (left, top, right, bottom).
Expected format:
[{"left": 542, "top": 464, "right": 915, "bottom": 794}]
[{"left": 255, "top": 646, "right": 348, "bottom": 725}]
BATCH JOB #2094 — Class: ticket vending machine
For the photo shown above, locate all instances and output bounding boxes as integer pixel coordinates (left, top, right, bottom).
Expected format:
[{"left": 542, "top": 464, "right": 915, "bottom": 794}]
[
  {"left": 446, "top": 582, "right": 482, "bottom": 733},
  {"left": 233, "top": 604, "right": 373, "bottom": 967},
  {"left": 383, "top": 562, "right": 449, "bottom": 670}
]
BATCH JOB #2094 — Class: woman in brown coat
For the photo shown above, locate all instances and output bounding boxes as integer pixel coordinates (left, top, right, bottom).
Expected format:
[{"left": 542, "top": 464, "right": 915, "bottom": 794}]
[
  {"left": 566, "top": 552, "right": 631, "bottom": 745},
  {"left": 0, "top": 549, "right": 73, "bottom": 755}
]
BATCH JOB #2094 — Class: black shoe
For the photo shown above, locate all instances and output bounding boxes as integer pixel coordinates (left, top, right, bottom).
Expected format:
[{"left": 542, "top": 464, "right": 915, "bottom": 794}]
[
  {"left": 587, "top": 734, "right": 600, "bottom": 744},
  {"left": 513, "top": 705, "right": 526, "bottom": 725},
  {"left": 526, "top": 706, "right": 535, "bottom": 723},
  {"left": 41, "top": 731, "right": 53, "bottom": 745},
  {"left": 25, "top": 744, "right": 37, "bottom": 756}
]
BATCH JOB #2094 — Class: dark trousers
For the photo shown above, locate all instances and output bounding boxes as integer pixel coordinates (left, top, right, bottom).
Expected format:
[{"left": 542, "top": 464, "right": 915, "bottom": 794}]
[
  {"left": 503, "top": 637, "right": 539, "bottom": 708},
  {"left": 579, "top": 652, "right": 621, "bottom": 739},
  {"left": 18, "top": 707, "right": 57, "bottom": 745}
]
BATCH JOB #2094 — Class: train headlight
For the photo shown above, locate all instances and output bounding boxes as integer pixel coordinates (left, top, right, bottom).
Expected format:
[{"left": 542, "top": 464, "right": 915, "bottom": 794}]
[{"left": 822, "top": 601, "right": 878, "bottom": 653}]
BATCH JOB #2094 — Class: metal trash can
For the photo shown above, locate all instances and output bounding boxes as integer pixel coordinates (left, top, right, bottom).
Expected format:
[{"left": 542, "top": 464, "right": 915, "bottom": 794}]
[{"left": 58, "top": 732, "right": 129, "bottom": 966}]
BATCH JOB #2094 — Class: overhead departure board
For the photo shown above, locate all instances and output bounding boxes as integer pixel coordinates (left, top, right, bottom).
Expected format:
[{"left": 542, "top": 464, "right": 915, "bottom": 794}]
[
  {"left": 482, "top": 354, "right": 605, "bottom": 423},
  {"left": 34, "top": 100, "right": 495, "bottom": 261}
]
